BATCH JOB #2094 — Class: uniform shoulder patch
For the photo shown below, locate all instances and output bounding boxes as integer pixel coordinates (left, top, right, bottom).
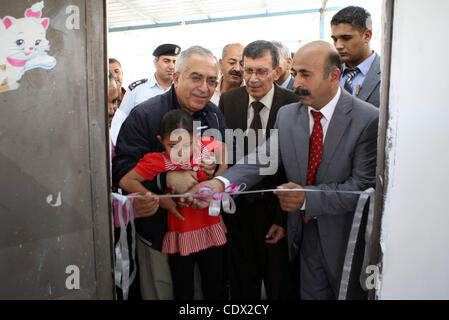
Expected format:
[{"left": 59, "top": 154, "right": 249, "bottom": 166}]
[{"left": 128, "top": 78, "right": 148, "bottom": 91}]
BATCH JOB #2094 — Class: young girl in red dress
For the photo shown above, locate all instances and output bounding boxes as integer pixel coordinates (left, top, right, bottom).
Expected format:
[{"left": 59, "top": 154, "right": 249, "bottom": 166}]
[{"left": 120, "top": 109, "right": 228, "bottom": 300}]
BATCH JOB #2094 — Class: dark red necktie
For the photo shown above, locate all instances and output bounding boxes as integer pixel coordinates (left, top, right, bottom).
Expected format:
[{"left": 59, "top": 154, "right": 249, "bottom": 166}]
[
  {"left": 306, "top": 111, "right": 324, "bottom": 185},
  {"left": 302, "top": 110, "right": 324, "bottom": 224}
]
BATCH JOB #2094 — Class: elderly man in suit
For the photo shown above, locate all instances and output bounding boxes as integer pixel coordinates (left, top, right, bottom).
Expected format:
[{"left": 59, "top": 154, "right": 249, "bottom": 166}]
[
  {"left": 190, "top": 40, "right": 379, "bottom": 300},
  {"left": 272, "top": 41, "right": 295, "bottom": 91},
  {"left": 218, "top": 40, "right": 299, "bottom": 300},
  {"left": 331, "top": 6, "right": 381, "bottom": 108}
]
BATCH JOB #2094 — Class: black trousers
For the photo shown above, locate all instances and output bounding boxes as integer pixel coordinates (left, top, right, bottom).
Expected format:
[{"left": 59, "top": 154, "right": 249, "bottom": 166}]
[
  {"left": 223, "top": 196, "right": 291, "bottom": 300},
  {"left": 168, "top": 245, "right": 227, "bottom": 300}
]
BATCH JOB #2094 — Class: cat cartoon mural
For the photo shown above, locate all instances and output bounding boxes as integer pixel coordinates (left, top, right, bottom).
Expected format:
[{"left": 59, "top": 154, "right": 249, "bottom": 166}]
[{"left": 0, "top": 1, "right": 56, "bottom": 93}]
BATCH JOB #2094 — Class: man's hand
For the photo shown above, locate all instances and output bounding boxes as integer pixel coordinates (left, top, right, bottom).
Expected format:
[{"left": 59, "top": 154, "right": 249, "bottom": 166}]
[
  {"left": 159, "top": 197, "right": 184, "bottom": 221},
  {"left": 274, "top": 182, "right": 306, "bottom": 212},
  {"left": 166, "top": 170, "right": 198, "bottom": 194},
  {"left": 133, "top": 192, "right": 159, "bottom": 217},
  {"left": 265, "top": 224, "right": 286, "bottom": 244},
  {"left": 181, "top": 178, "right": 226, "bottom": 210}
]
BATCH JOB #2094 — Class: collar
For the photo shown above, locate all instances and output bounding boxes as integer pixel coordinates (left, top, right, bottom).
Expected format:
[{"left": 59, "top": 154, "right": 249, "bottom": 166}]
[
  {"left": 280, "top": 74, "right": 293, "bottom": 88},
  {"left": 248, "top": 85, "right": 275, "bottom": 110},
  {"left": 170, "top": 85, "right": 182, "bottom": 110},
  {"left": 149, "top": 73, "right": 167, "bottom": 90},
  {"left": 342, "top": 51, "right": 376, "bottom": 77},
  {"left": 308, "top": 87, "right": 341, "bottom": 122}
]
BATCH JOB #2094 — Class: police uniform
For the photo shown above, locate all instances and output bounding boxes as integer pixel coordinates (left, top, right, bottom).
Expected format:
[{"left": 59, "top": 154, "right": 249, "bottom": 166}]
[{"left": 110, "top": 44, "right": 181, "bottom": 145}]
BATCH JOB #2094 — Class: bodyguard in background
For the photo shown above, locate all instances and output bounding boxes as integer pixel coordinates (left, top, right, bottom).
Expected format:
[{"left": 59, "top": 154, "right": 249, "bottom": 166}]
[
  {"left": 110, "top": 44, "right": 181, "bottom": 145},
  {"left": 331, "top": 6, "right": 381, "bottom": 108}
]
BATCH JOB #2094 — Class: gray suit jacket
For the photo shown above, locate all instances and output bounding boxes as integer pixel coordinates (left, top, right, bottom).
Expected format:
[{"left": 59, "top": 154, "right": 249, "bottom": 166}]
[
  {"left": 221, "top": 89, "right": 379, "bottom": 291},
  {"left": 285, "top": 75, "right": 295, "bottom": 91},
  {"left": 356, "top": 53, "right": 381, "bottom": 108}
]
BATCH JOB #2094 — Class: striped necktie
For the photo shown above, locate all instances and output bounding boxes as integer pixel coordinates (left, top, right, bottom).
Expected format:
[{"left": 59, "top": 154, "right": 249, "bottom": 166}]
[{"left": 343, "top": 67, "right": 360, "bottom": 95}]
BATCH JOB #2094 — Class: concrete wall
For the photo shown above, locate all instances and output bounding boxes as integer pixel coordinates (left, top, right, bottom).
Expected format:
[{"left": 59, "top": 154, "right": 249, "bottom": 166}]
[{"left": 379, "top": 0, "right": 449, "bottom": 299}]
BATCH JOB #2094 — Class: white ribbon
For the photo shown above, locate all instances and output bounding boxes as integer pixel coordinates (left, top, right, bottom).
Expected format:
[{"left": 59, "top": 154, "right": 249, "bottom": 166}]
[
  {"left": 337, "top": 188, "right": 375, "bottom": 300},
  {"left": 112, "top": 193, "right": 137, "bottom": 300},
  {"left": 122, "top": 185, "right": 376, "bottom": 299}
]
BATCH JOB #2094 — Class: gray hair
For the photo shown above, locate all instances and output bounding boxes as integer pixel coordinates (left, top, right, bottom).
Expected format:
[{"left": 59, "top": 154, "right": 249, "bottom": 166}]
[
  {"left": 272, "top": 41, "right": 291, "bottom": 60},
  {"left": 221, "top": 43, "right": 244, "bottom": 59},
  {"left": 324, "top": 51, "right": 342, "bottom": 78},
  {"left": 174, "top": 45, "right": 219, "bottom": 75}
]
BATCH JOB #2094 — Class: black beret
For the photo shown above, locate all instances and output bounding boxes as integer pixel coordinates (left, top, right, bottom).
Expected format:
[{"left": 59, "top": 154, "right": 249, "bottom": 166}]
[{"left": 153, "top": 44, "right": 181, "bottom": 57}]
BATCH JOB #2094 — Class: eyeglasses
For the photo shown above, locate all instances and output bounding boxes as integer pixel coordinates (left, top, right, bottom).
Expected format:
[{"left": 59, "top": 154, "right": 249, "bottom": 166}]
[
  {"left": 243, "top": 68, "right": 273, "bottom": 78},
  {"left": 186, "top": 74, "right": 218, "bottom": 88}
]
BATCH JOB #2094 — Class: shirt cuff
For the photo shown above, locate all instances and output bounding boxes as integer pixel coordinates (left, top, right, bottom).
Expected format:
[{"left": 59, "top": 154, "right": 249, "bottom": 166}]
[
  {"left": 301, "top": 198, "right": 306, "bottom": 211},
  {"left": 215, "top": 176, "right": 231, "bottom": 189},
  {"left": 157, "top": 172, "right": 167, "bottom": 192}
]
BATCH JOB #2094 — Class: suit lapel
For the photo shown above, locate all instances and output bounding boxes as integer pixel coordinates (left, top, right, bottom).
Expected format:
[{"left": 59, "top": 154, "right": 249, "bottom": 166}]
[
  {"left": 358, "top": 53, "right": 381, "bottom": 101},
  {"left": 239, "top": 87, "right": 249, "bottom": 131},
  {"left": 316, "top": 90, "right": 353, "bottom": 182},
  {"left": 293, "top": 104, "right": 310, "bottom": 184},
  {"left": 266, "top": 85, "right": 283, "bottom": 134}
]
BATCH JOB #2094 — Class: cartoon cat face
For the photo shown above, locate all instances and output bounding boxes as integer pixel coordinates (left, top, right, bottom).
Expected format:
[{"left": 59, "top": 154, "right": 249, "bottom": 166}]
[{"left": 1, "top": 16, "right": 50, "bottom": 67}]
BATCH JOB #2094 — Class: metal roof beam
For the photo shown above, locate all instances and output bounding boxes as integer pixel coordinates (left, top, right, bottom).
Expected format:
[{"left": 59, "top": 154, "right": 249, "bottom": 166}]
[
  {"left": 320, "top": 0, "right": 329, "bottom": 39},
  {"left": 194, "top": 0, "right": 212, "bottom": 19},
  {"left": 113, "top": 0, "right": 158, "bottom": 24},
  {"left": 109, "top": 6, "right": 345, "bottom": 33}
]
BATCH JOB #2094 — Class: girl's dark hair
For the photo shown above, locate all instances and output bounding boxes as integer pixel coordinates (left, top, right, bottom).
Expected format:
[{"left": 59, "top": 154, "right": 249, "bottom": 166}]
[{"left": 160, "top": 109, "right": 194, "bottom": 138}]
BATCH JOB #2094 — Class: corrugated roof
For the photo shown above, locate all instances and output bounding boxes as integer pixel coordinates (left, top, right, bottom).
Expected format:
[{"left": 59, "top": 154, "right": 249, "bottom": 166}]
[{"left": 107, "top": 0, "right": 345, "bottom": 31}]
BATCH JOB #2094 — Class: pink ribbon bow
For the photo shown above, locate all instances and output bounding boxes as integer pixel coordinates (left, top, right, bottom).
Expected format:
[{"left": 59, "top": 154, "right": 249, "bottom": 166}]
[
  {"left": 26, "top": 9, "right": 42, "bottom": 19},
  {"left": 197, "top": 184, "right": 240, "bottom": 216}
]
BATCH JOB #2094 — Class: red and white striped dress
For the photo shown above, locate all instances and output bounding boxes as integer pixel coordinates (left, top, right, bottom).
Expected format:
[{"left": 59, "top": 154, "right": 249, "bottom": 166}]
[{"left": 134, "top": 137, "right": 227, "bottom": 256}]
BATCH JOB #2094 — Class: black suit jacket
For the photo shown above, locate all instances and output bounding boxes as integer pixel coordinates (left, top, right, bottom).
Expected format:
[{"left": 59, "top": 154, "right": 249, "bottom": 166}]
[{"left": 219, "top": 84, "right": 299, "bottom": 227}]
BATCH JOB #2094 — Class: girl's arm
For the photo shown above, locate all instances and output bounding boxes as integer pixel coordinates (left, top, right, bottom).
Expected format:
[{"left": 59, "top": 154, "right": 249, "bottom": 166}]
[{"left": 119, "top": 169, "right": 150, "bottom": 194}]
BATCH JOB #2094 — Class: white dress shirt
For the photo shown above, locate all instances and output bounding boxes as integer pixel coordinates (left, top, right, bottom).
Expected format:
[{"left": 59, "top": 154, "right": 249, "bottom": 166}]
[
  {"left": 307, "top": 86, "right": 341, "bottom": 139},
  {"left": 340, "top": 52, "right": 376, "bottom": 96},
  {"left": 246, "top": 85, "right": 275, "bottom": 137}
]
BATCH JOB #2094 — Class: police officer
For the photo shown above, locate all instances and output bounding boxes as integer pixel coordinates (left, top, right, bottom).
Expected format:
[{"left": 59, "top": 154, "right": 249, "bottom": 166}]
[{"left": 110, "top": 43, "right": 181, "bottom": 145}]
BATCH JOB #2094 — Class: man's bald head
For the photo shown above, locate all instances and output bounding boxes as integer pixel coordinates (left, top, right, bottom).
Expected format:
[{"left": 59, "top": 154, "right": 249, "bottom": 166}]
[
  {"left": 291, "top": 41, "right": 342, "bottom": 109},
  {"left": 295, "top": 41, "right": 341, "bottom": 78}
]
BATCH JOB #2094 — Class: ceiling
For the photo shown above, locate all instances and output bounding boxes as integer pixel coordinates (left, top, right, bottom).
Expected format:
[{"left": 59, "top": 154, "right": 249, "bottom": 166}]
[{"left": 107, "top": 0, "right": 347, "bottom": 32}]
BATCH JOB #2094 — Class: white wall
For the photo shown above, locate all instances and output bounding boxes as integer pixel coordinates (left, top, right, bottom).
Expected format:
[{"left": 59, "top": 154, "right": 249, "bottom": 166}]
[{"left": 379, "top": 0, "right": 449, "bottom": 299}]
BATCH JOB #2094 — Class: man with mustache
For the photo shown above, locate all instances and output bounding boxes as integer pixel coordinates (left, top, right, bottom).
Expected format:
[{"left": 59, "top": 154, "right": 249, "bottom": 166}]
[
  {"left": 331, "top": 6, "right": 380, "bottom": 108},
  {"left": 113, "top": 46, "right": 227, "bottom": 300},
  {"left": 218, "top": 40, "right": 299, "bottom": 299},
  {"left": 192, "top": 41, "right": 379, "bottom": 299},
  {"left": 109, "top": 58, "right": 126, "bottom": 103},
  {"left": 110, "top": 44, "right": 181, "bottom": 145},
  {"left": 211, "top": 43, "right": 244, "bottom": 105}
]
